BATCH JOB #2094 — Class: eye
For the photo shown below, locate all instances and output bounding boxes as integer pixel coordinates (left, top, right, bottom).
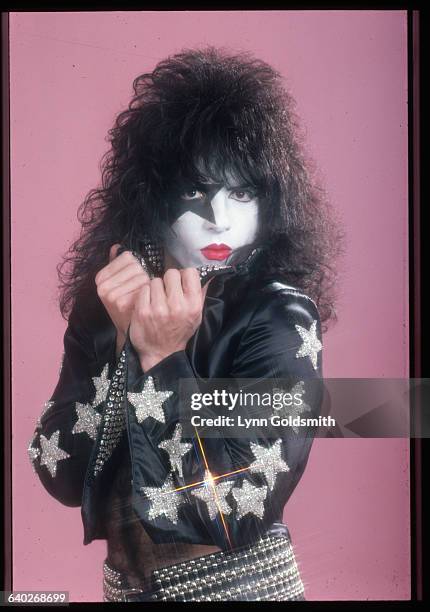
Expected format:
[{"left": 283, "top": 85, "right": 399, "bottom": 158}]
[
  {"left": 229, "top": 189, "right": 255, "bottom": 203},
  {"left": 181, "top": 188, "right": 205, "bottom": 201}
]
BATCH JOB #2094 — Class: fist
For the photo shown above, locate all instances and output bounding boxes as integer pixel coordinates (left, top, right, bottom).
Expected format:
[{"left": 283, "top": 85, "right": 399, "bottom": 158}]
[
  {"left": 95, "top": 244, "right": 150, "bottom": 345},
  {"left": 130, "top": 268, "right": 210, "bottom": 371}
]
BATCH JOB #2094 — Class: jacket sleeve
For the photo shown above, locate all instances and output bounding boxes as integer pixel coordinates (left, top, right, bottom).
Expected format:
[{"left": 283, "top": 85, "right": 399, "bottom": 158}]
[
  {"left": 124, "top": 287, "right": 323, "bottom": 549},
  {"left": 28, "top": 296, "right": 117, "bottom": 507}
]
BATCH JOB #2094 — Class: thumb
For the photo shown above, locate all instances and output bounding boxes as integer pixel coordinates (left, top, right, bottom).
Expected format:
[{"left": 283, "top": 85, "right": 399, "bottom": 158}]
[{"left": 109, "top": 243, "right": 122, "bottom": 262}]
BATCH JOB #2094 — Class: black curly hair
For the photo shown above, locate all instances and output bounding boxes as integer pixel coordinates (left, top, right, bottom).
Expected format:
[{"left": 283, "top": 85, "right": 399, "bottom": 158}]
[{"left": 58, "top": 46, "right": 344, "bottom": 330}]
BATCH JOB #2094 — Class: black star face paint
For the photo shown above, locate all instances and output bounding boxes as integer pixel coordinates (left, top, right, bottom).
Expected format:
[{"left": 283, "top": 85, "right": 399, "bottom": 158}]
[
  {"left": 167, "top": 182, "right": 225, "bottom": 225},
  {"left": 163, "top": 178, "right": 260, "bottom": 269}
]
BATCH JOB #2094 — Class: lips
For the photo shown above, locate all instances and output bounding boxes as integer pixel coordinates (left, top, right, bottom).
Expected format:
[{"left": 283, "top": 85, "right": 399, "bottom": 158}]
[{"left": 200, "top": 243, "right": 232, "bottom": 261}]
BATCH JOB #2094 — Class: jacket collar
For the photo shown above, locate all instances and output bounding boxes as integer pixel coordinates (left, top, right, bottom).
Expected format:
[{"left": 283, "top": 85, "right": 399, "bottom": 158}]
[{"left": 199, "top": 247, "right": 263, "bottom": 284}]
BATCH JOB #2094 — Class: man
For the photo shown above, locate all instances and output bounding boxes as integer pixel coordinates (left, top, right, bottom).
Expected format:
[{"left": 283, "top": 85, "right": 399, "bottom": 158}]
[{"left": 28, "top": 47, "right": 340, "bottom": 601}]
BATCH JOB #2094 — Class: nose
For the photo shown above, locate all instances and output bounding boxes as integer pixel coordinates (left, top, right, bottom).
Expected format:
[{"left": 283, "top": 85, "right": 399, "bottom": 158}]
[{"left": 203, "top": 190, "right": 231, "bottom": 232}]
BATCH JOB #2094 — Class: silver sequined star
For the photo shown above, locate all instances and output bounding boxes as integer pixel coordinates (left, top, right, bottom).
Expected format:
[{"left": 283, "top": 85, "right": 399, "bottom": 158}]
[
  {"left": 140, "top": 473, "right": 183, "bottom": 524},
  {"left": 190, "top": 471, "right": 234, "bottom": 520},
  {"left": 39, "top": 430, "right": 71, "bottom": 478},
  {"left": 231, "top": 479, "right": 268, "bottom": 520},
  {"left": 72, "top": 402, "right": 102, "bottom": 441},
  {"left": 275, "top": 381, "right": 312, "bottom": 434},
  {"left": 295, "top": 320, "right": 322, "bottom": 371},
  {"left": 249, "top": 439, "right": 290, "bottom": 490},
  {"left": 36, "top": 400, "right": 55, "bottom": 428},
  {"left": 159, "top": 423, "right": 192, "bottom": 478},
  {"left": 127, "top": 376, "right": 173, "bottom": 424},
  {"left": 92, "top": 363, "right": 110, "bottom": 407},
  {"left": 27, "top": 431, "right": 40, "bottom": 472}
]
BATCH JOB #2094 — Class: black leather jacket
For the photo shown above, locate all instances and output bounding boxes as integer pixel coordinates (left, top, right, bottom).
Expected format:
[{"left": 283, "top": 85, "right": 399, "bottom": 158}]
[{"left": 29, "top": 262, "right": 323, "bottom": 550}]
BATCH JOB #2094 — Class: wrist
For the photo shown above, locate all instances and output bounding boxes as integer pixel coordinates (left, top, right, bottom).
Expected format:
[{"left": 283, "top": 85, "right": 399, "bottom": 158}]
[{"left": 139, "top": 347, "right": 186, "bottom": 372}]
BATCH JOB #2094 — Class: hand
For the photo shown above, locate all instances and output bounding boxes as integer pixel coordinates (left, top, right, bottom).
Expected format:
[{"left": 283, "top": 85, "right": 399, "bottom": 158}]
[
  {"left": 95, "top": 244, "right": 150, "bottom": 351},
  {"left": 129, "top": 268, "right": 210, "bottom": 371}
]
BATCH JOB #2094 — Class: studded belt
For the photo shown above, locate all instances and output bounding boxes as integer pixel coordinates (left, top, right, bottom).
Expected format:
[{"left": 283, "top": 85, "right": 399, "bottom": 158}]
[{"left": 103, "top": 531, "right": 305, "bottom": 602}]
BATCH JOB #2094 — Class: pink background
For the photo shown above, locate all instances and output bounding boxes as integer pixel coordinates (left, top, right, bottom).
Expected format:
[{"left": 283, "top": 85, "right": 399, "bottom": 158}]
[{"left": 10, "top": 11, "right": 409, "bottom": 601}]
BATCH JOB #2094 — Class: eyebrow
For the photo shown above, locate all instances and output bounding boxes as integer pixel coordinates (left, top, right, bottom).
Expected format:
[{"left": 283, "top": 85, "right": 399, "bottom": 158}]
[
  {"left": 171, "top": 177, "right": 258, "bottom": 196},
  {"left": 197, "top": 180, "right": 256, "bottom": 190}
]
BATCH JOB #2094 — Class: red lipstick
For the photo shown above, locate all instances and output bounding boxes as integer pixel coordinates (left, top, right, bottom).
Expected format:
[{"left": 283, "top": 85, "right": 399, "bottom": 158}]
[{"left": 200, "top": 243, "right": 232, "bottom": 261}]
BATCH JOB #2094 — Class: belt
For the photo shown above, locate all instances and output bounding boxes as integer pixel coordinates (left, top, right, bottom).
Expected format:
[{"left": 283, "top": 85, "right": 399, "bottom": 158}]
[{"left": 103, "top": 528, "right": 305, "bottom": 602}]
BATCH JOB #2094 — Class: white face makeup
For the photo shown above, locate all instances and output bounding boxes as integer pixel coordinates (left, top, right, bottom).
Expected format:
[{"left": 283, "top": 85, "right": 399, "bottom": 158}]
[{"left": 163, "top": 179, "right": 259, "bottom": 269}]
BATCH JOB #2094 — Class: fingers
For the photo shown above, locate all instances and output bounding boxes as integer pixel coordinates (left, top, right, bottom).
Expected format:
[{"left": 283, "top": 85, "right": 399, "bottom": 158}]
[
  {"left": 133, "top": 268, "right": 206, "bottom": 324},
  {"left": 101, "top": 264, "right": 149, "bottom": 293},
  {"left": 134, "top": 283, "right": 151, "bottom": 324},
  {"left": 96, "top": 248, "right": 136, "bottom": 285},
  {"left": 150, "top": 277, "right": 169, "bottom": 317},
  {"left": 181, "top": 268, "right": 204, "bottom": 317},
  {"left": 96, "top": 253, "right": 129, "bottom": 284},
  {"left": 181, "top": 268, "right": 201, "bottom": 298},
  {"left": 163, "top": 268, "right": 205, "bottom": 314},
  {"left": 106, "top": 274, "right": 149, "bottom": 305},
  {"left": 113, "top": 291, "right": 136, "bottom": 317},
  {"left": 164, "top": 269, "right": 185, "bottom": 310}
]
